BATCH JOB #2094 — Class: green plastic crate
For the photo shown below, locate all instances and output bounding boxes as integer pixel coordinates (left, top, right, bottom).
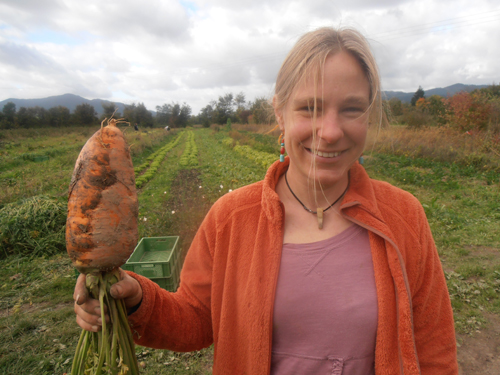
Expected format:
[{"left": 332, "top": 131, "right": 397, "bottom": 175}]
[
  {"left": 123, "top": 236, "right": 180, "bottom": 280},
  {"left": 148, "top": 256, "right": 181, "bottom": 292}
]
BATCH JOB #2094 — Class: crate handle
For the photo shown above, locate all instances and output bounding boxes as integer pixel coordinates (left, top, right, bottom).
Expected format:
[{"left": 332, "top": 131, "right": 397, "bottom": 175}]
[{"left": 141, "top": 264, "right": 155, "bottom": 268}]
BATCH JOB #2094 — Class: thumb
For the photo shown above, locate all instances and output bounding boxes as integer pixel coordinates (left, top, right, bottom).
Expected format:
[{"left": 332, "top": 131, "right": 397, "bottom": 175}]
[
  {"left": 110, "top": 283, "right": 125, "bottom": 299},
  {"left": 109, "top": 270, "right": 142, "bottom": 306}
]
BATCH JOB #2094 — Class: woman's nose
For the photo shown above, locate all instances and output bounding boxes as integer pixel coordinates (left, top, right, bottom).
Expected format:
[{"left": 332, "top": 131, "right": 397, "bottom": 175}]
[{"left": 317, "top": 111, "right": 344, "bottom": 144}]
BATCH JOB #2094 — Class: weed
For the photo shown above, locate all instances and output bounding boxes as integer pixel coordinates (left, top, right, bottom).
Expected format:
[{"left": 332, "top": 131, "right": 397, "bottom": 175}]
[{"left": 0, "top": 195, "right": 66, "bottom": 258}]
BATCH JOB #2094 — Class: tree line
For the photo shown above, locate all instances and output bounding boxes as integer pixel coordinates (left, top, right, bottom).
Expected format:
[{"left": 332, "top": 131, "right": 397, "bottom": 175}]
[
  {"left": 0, "top": 101, "right": 193, "bottom": 130},
  {"left": 387, "top": 84, "right": 500, "bottom": 133},
  {"left": 1, "top": 84, "right": 499, "bottom": 132},
  {"left": 0, "top": 92, "right": 274, "bottom": 130},
  {"left": 193, "top": 92, "right": 274, "bottom": 128},
  {"left": 0, "top": 101, "right": 156, "bottom": 130}
]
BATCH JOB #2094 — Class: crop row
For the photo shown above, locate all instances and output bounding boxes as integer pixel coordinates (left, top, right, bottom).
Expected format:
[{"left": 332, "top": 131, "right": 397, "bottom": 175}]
[
  {"left": 233, "top": 143, "right": 277, "bottom": 169},
  {"left": 135, "top": 132, "right": 184, "bottom": 188},
  {"left": 179, "top": 131, "right": 198, "bottom": 168}
]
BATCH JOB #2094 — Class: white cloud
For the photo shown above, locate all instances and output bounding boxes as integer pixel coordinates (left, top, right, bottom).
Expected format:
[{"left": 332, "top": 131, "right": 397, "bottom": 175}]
[{"left": 0, "top": 0, "right": 499, "bottom": 112}]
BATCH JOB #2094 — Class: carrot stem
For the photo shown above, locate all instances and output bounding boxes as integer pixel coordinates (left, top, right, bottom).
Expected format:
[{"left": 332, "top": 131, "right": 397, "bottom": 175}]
[{"left": 70, "top": 271, "right": 139, "bottom": 374}]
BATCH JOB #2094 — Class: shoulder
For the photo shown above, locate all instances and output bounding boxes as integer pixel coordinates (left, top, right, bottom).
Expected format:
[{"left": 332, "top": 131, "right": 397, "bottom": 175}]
[
  {"left": 207, "top": 180, "right": 265, "bottom": 224},
  {"left": 371, "top": 179, "right": 421, "bottom": 208},
  {"left": 369, "top": 178, "right": 428, "bottom": 229}
]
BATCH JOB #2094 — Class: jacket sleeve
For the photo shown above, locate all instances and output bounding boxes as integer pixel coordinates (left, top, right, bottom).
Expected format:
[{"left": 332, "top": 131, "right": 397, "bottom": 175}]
[
  {"left": 126, "top": 207, "right": 217, "bottom": 352},
  {"left": 411, "top": 204, "right": 458, "bottom": 374}
]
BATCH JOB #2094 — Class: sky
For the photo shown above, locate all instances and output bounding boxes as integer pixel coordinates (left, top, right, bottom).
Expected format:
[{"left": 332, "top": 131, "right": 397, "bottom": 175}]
[{"left": 0, "top": 0, "right": 499, "bottom": 114}]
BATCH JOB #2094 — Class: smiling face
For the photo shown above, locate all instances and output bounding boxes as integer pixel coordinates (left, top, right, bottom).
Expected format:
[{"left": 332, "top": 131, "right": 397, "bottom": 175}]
[{"left": 277, "top": 51, "right": 370, "bottom": 191}]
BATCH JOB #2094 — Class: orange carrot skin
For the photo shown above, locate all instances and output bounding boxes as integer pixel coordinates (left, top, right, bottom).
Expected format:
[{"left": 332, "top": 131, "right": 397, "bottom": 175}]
[{"left": 66, "top": 121, "right": 138, "bottom": 273}]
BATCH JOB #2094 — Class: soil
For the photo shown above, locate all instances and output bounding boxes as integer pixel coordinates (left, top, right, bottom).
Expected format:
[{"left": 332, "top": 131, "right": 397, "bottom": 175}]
[
  {"left": 164, "top": 169, "right": 213, "bottom": 255},
  {"left": 0, "top": 301, "right": 72, "bottom": 319},
  {"left": 457, "top": 313, "right": 500, "bottom": 374}
]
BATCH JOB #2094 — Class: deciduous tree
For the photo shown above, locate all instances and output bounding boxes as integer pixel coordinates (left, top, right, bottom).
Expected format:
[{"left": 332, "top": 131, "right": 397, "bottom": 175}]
[
  {"left": 48, "top": 106, "right": 71, "bottom": 127},
  {"left": 73, "top": 103, "right": 97, "bottom": 126},
  {"left": 1, "top": 102, "right": 16, "bottom": 129},
  {"left": 101, "top": 102, "right": 120, "bottom": 120},
  {"left": 250, "top": 97, "right": 274, "bottom": 124},
  {"left": 215, "top": 93, "right": 234, "bottom": 125},
  {"left": 444, "top": 91, "right": 492, "bottom": 132}
]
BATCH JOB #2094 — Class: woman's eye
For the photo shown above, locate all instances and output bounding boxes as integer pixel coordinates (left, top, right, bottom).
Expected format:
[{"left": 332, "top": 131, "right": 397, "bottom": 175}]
[
  {"left": 345, "top": 107, "right": 363, "bottom": 113},
  {"left": 299, "top": 105, "right": 313, "bottom": 112},
  {"left": 301, "top": 106, "right": 321, "bottom": 113}
]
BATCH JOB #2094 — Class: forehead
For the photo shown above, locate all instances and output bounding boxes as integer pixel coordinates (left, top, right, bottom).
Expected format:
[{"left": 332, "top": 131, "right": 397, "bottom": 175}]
[{"left": 292, "top": 51, "right": 370, "bottom": 100}]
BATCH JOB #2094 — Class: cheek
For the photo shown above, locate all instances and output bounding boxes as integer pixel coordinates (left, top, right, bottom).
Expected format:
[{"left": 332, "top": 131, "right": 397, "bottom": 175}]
[
  {"left": 349, "top": 122, "right": 369, "bottom": 142},
  {"left": 285, "top": 116, "right": 313, "bottom": 141}
]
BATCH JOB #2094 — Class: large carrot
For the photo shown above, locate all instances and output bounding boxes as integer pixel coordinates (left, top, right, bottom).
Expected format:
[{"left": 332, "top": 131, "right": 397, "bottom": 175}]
[
  {"left": 66, "top": 116, "right": 140, "bottom": 375},
  {"left": 66, "top": 117, "right": 138, "bottom": 272}
]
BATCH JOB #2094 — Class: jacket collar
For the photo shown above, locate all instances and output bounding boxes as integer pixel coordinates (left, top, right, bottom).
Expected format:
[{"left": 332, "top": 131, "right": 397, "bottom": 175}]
[{"left": 261, "top": 156, "right": 383, "bottom": 224}]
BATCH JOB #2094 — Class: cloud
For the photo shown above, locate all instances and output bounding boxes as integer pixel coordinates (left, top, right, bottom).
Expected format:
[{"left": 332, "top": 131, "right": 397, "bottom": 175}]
[
  {"left": 0, "top": 42, "right": 59, "bottom": 72},
  {"left": 0, "top": 0, "right": 498, "bottom": 113}
]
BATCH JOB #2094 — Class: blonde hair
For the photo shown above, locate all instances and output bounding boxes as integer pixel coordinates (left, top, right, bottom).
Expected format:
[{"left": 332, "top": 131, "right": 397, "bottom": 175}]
[{"left": 274, "top": 27, "right": 382, "bottom": 126}]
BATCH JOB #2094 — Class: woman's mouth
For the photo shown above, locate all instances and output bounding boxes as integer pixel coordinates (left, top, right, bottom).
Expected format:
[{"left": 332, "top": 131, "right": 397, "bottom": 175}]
[{"left": 305, "top": 148, "right": 342, "bottom": 158}]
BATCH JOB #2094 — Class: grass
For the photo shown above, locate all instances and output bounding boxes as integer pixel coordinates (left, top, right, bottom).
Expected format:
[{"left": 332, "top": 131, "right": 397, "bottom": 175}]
[
  {"left": 0, "top": 196, "right": 67, "bottom": 258},
  {"left": 0, "top": 126, "right": 173, "bottom": 205},
  {"left": 363, "top": 127, "right": 500, "bottom": 334},
  {"left": 0, "top": 123, "right": 499, "bottom": 373}
]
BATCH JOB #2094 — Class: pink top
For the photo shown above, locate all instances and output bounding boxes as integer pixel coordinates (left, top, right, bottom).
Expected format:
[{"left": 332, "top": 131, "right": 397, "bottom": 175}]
[{"left": 271, "top": 225, "right": 378, "bottom": 375}]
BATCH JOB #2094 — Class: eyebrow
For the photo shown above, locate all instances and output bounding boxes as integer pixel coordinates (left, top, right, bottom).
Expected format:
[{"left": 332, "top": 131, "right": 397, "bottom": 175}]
[
  {"left": 342, "top": 96, "right": 370, "bottom": 106},
  {"left": 292, "top": 96, "right": 369, "bottom": 107},
  {"left": 292, "top": 98, "right": 320, "bottom": 107}
]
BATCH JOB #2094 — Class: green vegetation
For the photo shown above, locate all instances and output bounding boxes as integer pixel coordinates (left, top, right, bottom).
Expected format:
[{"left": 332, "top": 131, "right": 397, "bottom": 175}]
[
  {"left": 0, "top": 124, "right": 499, "bottom": 373},
  {"left": 179, "top": 131, "right": 199, "bottom": 168},
  {"left": 389, "top": 84, "right": 500, "bottom": 135},
  {"left": 135, "top": 132, "right": 184, "bottom": 188},
  {"left": 0, "top": 195, "right": 66, "bottom": 258},
  {"left": 364, "top": 146, "right": 500, "bottom": 336}
]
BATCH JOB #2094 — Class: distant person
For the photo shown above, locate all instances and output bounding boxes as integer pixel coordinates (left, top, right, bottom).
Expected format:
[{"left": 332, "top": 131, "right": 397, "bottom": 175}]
[
  {"left": 134, "top": 123, "right": 139, "bottom": 131},
  {"left": 74, "top": 26, "right": 458, "bottom": 374},
  {"left": 165, "top": 125, "right": 170, "bottom": 131}
]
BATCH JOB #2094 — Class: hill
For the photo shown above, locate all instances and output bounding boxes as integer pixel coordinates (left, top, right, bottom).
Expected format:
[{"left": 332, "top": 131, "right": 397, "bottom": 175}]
[
  {"left": 0, "top": 84, "right": 492, "bottom": 114},
  {"left": 383, "top": 83, "right": 489, "bottom": 102},
  {"left": 0, "top": 93, "right": 128, "bottom": 116}
]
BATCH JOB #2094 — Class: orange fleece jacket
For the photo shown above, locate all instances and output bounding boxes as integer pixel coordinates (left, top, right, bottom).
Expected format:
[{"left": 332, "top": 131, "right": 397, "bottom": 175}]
[{"left": 128, "top": 158, "right": 458, "bottom": 375}]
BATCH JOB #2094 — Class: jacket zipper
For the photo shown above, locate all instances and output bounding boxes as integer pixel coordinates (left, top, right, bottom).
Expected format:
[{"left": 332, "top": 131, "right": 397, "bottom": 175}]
[
  {"left": 340, "top": 203, "right": 421, "bottom": 375},
  {"left": 267, "top": 202, "right": 286, "bottom": 375}
]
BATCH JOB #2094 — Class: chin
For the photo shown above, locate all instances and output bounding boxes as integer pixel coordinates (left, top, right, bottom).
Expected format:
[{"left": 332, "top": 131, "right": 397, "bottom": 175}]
[{"left": 310, "top": 169, "right": 350, "bottom": 186}]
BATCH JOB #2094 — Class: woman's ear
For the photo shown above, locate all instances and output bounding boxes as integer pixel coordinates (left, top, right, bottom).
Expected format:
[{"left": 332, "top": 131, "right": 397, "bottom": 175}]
[{"left": 272, "top": 96, "right": 285, "bottom": 132}]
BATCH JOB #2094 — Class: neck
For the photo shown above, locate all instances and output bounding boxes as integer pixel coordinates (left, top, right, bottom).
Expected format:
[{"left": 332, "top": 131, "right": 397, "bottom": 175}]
[{"left": 284, "top": 167, "right": 349, "bottom": 210}]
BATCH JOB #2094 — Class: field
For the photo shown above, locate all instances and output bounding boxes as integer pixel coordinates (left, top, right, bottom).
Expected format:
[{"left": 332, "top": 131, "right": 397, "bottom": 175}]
[{"left": 0, "top": 124, "right": 499, "bottom": 374}]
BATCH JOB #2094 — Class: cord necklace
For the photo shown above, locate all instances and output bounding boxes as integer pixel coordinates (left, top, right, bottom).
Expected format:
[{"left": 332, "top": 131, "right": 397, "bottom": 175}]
[{"left": 284, "top": 171, "right": 349, "bottom": 229}]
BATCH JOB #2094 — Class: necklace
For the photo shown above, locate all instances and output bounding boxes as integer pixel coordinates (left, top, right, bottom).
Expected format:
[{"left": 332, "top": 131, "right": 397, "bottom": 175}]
[{"left": 284, "top": 171, "right": 350, "bottom": 229}]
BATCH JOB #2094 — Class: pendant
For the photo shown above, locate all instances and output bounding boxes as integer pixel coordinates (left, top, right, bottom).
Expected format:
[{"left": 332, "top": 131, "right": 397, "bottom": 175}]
[{"left": 317, "top": 207, "right": 324, "bottom": 229}]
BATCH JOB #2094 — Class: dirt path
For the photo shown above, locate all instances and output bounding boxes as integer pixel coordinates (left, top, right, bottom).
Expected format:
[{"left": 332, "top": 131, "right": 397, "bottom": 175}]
[
  {"left": 163, "top": 168, "right": 213, "bottom": 257},
  {"left": 457, "top": 313, "right": 500, "bottom": 374}
]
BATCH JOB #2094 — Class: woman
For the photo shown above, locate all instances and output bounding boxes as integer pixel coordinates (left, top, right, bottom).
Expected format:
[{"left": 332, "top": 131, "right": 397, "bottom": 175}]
[{"left": 74, "top": 27, "right": 458, "bottom": 374}]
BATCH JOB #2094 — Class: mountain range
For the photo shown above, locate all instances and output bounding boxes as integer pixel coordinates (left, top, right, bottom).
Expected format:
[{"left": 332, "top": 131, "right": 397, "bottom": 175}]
[
  {"left": 0, "top": 93, "right": 128, "bottom": 116},
  {"left": 382, "top": 83, "right": 489, "bottom": 102},
  {"left": 0, "top": 84, "right": 491, "bottom": 115}
]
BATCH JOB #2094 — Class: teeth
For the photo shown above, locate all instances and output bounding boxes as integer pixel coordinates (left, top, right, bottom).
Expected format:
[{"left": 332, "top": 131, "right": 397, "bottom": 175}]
[{"left": 316, "top": 150, "right": 340, "bottom": 158}]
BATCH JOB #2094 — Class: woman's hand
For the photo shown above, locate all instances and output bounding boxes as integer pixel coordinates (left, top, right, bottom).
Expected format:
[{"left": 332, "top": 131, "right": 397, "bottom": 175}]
[{"left": 73, "top": 269, "right": 143, "bottom": 332}]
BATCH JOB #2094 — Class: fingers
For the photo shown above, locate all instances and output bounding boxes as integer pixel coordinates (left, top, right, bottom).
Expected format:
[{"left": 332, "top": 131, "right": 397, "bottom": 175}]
[
  {"left": 74, "top": 297, "right": 111, "bottom": 331},
  {"left": 73, "top": 273, "right": 88, "bottom": 305},
  {"left": 109, "top": 269, "right": 143, "bottom": 309},
  {"left": 73, "top": 273, "right": 109, "bottom": 331},
  {"left": 72, "top": 269, "right": 143, "bottom": 331},
  {"left": 74, "top": 300, "right": 99, "bottom": 332}
]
